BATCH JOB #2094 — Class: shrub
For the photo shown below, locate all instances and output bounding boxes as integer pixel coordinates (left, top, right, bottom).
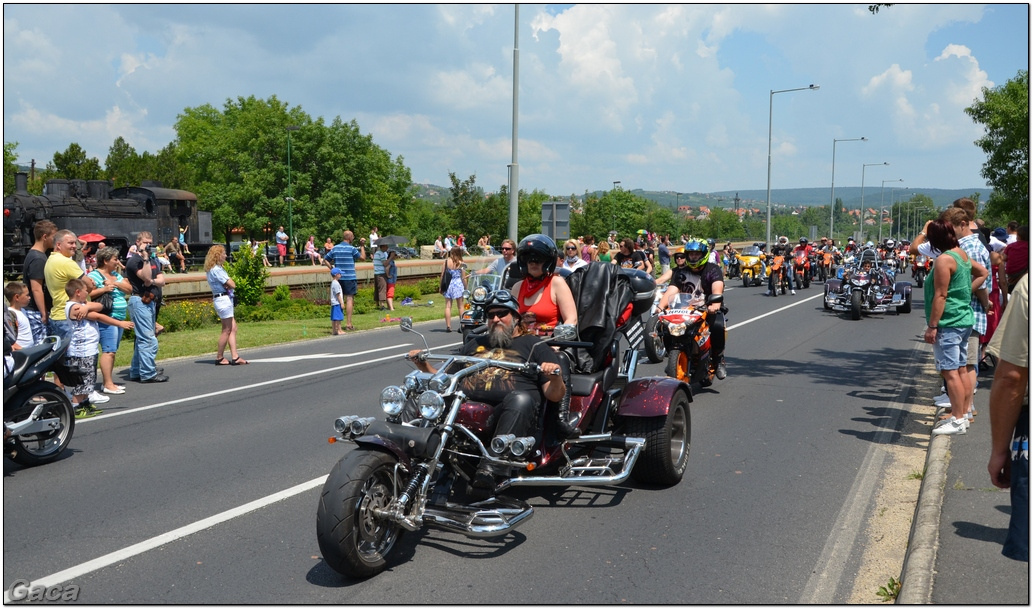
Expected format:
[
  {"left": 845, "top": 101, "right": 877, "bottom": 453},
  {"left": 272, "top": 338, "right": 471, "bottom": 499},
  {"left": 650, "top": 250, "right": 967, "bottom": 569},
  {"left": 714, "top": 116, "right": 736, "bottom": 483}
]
[
  {"left": 415, "top": 277, "right": 440, "bottom": 295},
  {"left": 157, "top": 299, "right": 219, "bottom": 332},
  {"left": 273, "top": 284, "right": 291, "bottom": 301},
  {"left": 227, "top": 246, "right": 269, "bottom": 306}
]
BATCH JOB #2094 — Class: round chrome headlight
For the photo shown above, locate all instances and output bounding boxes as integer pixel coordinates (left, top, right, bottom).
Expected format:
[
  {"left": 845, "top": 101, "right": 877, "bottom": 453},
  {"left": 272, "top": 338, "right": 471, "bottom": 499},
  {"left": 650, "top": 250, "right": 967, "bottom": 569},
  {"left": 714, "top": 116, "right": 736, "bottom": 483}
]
[
  {"left": 461, "top": 289, "right": 471, "bottom": 300},
  {"left": 417, "top": 391, "right": 445, "bottom": 420},
  {"left": 472, "top": 286, "right": 489, "bottom": 302},
  {"left": 381, "top": 385, "right": 406, "bottom": 415}
]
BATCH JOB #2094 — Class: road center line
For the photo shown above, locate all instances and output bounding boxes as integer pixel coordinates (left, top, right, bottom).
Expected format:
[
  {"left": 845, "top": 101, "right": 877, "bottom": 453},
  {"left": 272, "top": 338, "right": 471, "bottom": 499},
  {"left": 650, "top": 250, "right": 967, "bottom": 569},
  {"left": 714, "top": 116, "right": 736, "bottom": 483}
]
[
  {"left": 2, "top": 475, "right": 329, "bottom": 603},
  {"left": 76, "top": 342, "right": 437, "bottom": 424},
  {"left": 727, "top": 293, "right": 824, "bottom": 330}
]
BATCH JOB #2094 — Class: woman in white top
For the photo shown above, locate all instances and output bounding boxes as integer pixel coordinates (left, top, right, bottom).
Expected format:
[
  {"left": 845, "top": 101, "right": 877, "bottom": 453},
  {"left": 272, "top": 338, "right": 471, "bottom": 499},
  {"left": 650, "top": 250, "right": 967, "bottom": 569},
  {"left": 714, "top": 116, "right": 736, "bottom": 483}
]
[
  {"left": 205, "top": 245, "right": 247, "bottom": 365},
  {"left": 560, "top": 239, "right": 588, "bottom": 272}
]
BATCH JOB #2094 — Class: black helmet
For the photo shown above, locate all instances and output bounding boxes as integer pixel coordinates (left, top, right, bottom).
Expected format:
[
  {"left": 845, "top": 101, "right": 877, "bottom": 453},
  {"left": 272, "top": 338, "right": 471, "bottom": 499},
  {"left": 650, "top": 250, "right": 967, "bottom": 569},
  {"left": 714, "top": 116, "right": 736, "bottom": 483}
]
[
  {"left": 799, "top": 237, "right": 808, "bottom": 245},
  {"left": 516, "top": 233, "right": 558, "bottom": 276},
  {"left": 707, "top": 238, "right": 716, "bottom": 248}
]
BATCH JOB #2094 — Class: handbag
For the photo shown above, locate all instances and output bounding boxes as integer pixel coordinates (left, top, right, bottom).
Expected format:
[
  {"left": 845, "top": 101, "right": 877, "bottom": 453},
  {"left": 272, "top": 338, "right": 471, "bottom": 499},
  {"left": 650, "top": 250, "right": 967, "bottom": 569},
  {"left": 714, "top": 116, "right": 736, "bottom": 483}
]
[
  {"left": 96, "top": 290, "right": 115, "bottom": 316},
  {"left": 439, "top": 263, "right": 451, "bottom": 294}
]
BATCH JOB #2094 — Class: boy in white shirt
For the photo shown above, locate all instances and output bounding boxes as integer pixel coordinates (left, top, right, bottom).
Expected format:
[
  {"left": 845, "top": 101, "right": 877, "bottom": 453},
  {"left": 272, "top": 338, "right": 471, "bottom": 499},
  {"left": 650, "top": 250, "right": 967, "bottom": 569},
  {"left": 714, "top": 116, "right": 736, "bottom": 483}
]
[
  {"left": 4, "top": 281, "right": 35, "bottom": 350},
  {"left": 62, "top": 278, "right": 134, "bottom": 418}
]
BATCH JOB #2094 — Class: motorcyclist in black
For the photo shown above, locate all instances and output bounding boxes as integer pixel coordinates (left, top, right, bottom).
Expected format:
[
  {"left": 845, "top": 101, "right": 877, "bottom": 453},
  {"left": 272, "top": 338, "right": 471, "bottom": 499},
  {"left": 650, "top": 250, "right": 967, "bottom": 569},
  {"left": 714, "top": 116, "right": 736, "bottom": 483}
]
[
  {"left": 657, "top": 239, "right": 727, "bottom": 379},
  {"left": 767, "top": 236, "right": 796, "bottom": 296}
]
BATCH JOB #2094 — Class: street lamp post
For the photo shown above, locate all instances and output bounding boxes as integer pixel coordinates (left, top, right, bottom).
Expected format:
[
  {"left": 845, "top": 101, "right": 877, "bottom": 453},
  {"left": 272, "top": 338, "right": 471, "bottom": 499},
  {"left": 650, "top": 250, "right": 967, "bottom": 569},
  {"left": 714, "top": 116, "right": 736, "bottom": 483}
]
[
  {"left": 889, "top": 187, "right": 908, "bottom": 239},
  {"left": 830, "top": 137, "right": 866, "bottom": 238},
  {"left": 766, "top": 84, "right": 820, "bottom": 248},
  {"left": 878, "top": 178, "right": 903, "bottom": 242},
  {"left": 859, "top": 162, "right": 888, "bottom": 243},
  {"left": 286, "top": 125, "right": 300, "bottom": 249},
  {"left": 612, "top": 180, "right": 621, "bottom": 233}
]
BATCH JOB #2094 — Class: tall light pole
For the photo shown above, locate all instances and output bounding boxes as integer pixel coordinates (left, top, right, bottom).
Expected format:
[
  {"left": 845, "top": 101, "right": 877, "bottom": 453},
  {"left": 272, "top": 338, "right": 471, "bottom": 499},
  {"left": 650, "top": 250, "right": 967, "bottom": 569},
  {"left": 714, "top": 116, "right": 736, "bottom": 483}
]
[
  {"left": 830, "top": 136, "right": 866, "bottom": 238},
  {"left": 286, "top": 125, "right": 300, "bottom": 249},
  {"left": 611, "top": 180, "right": 621, "bottom": 233},
  {"left": 859, "top": 161, "right": 888, "bottom": 243},
  {"left": 766, "top": 84, "right": 820, "bottom": 247},
  {"left": 507, "top": 5, "right": 520, "bottom": 242},
  {"left": 878, "top": 178, "right": 903, "bottom": 242},
  {"left": 889, "top": 186, "right": 908, "bottom": 239}
]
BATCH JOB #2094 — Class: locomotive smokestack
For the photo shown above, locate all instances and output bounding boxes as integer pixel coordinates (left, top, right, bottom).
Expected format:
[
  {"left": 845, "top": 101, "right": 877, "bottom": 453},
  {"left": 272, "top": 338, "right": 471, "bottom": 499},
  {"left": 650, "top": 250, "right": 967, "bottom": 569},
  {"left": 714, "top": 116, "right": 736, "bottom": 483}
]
[{"left": 15, "top": 172, "right": 29, "bottom": 195}]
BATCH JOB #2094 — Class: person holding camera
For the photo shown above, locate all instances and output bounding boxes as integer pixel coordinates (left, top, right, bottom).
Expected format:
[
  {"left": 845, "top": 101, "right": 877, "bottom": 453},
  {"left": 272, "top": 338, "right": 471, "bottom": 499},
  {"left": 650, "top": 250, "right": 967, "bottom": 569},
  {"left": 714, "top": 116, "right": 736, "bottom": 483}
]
[{"left": 125, "top": 231, "right": 168, "bottom": 383}]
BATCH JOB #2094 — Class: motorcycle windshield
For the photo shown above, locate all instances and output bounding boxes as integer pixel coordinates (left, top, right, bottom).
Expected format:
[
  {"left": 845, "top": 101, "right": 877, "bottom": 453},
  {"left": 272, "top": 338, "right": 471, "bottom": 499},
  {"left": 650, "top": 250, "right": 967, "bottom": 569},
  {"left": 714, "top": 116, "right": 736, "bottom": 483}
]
[
  {"left": 669, "top": 293, "right": 703, "bottom": 310},
  {"left": 741, "top": 246, "right": 762, "bottom": 257},
  {"left": 467, "top": 274, "right": 503, "bottom": 301}
]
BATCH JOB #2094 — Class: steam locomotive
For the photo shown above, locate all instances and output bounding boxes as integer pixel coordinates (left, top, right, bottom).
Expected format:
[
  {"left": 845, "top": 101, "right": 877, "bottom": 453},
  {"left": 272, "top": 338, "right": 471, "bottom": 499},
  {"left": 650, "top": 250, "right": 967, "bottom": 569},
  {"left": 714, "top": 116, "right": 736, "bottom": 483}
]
[{"left": 3, "top": 172, "right": 212, "bottom": 277}]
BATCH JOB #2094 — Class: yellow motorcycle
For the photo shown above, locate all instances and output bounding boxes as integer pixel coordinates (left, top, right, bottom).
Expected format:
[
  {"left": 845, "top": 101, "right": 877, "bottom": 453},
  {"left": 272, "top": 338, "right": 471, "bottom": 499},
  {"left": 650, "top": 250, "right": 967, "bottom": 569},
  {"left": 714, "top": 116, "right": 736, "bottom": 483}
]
[{"left": 736, "top": 244, "right": 766, "bottom": 287}]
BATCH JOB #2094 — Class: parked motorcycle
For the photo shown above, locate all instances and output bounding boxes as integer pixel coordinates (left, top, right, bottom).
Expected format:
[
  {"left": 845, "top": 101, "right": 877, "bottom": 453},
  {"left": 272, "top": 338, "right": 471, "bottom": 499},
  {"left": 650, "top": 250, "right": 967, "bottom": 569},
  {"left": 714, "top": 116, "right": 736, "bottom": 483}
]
[
  {"left": 736, "top": 245, "right": 766, "bottom": 288},
  {"left": 911, "top": 254, "right": 931, "bottom": 287},
  {"left": 316, "top": 317, "right": 691, "bottom": 579},
  {"left": 656, "top": 293, "right": 723, "bottom": 388},
  {"left": 4, "top": 336, "right": 76, "bottom": 466}
]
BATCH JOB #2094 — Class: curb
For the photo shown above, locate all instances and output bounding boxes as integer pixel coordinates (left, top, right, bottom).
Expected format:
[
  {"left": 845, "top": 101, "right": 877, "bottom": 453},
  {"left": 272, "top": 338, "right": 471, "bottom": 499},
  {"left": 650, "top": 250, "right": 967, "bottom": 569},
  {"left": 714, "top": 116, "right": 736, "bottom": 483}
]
[{"left": 897, "top": 411, "right": 952, "bottom": 604}]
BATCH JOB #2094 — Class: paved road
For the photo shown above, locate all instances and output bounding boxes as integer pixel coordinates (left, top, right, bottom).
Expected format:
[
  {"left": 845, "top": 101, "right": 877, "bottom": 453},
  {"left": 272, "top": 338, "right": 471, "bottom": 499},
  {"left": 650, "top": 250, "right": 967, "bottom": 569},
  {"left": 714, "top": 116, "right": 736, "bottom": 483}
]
[{"left": 4, "top": 278, "right": 929, "bottom": 603}]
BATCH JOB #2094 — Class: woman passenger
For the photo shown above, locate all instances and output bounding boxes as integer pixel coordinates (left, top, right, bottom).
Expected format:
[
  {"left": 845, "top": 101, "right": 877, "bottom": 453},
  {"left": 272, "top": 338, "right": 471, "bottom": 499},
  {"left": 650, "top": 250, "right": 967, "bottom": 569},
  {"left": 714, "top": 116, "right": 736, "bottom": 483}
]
[{"left": 511, "top": 234, "right": 577, "bottom": 331}]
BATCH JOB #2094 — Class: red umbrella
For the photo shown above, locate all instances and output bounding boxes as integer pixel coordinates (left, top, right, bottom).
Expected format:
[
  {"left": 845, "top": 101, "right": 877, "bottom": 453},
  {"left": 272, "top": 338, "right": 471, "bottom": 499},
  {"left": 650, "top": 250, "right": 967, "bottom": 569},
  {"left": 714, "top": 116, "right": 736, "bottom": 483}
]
[{"left": 77, "top": 233, "right": 106, "bottom": 242}]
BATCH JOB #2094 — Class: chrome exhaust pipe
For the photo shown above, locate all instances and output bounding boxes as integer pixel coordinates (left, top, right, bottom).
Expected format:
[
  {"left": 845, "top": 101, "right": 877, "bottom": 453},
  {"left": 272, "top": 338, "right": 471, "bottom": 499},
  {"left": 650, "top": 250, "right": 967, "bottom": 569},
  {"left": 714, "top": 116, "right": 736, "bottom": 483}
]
[
  {"left": 495, "top": 435, "right": 645, "bottom": 491},
  {"left": 422, "top": 496, "right": 534, "bottom": 538}
]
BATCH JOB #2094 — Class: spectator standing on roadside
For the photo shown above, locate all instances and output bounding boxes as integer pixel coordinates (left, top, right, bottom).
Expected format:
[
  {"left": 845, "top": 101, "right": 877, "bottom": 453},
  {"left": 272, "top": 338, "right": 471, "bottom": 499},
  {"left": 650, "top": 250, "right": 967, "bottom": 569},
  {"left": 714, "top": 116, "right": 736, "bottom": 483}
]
[
  {"left": 329, "top": 268, "right": 345, "bottom": 335},
  {"left": 44, "top": 229, "right": 94, "bottom": 340},
  {"left": 386, "top": 249, "right": 398, "bottom": 312},
  {"left": 657, "top": 236, "right": 672, "bottom": 277},
  {"left": 88, "top": 247, "right": 132, "bottom": 396},
  {"left": 560, "top": 239, "right": 588, "bottom": 271},
  {"left": 323, "top": 230, "right": 366, "bottom": 331},
  {"left": 369, "top": 227, "right": 379, "bottom": 247},
  {"left": 22, "top": 220, "right": 57, "bottom": 345},
  {"left": 373, "top": 241, "right": 390, "bottom": 310},
  {"left": 596, "top": 240, "right": 611, "bottom": 263},
  {"left": 275, "top": 225, "right": 288, "bottom": 266},
  {"left": 4, "top": 282, "right": 34, "bottom": 350},
  {"left": 63, "top": 278, "right": 133, "bottom": 418},
  {"left": 441, "top": 247, "right": 467, "bottom": 333},
  {"left": 1001, "top": 225, "right": 1028, "bottom": 297},
  {"left": 580, "top": 235, "right": 596, "bottom": 264},
  {"left": 986, "top": 273, "right": 1029, "bottom": 562},
  {"left": 205, "top": 245, "right": 246, "bottom": 366},
  {"left": 125, "top": 231, "right": 168, "bottom": 383}
]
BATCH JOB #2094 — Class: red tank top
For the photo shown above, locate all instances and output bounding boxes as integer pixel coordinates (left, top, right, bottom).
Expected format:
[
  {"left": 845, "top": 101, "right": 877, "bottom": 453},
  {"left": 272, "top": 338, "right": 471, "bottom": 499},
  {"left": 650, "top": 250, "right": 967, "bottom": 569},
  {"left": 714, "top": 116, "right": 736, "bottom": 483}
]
[{"left": 518, "top": 276, "right": 559, "bottom": 327}]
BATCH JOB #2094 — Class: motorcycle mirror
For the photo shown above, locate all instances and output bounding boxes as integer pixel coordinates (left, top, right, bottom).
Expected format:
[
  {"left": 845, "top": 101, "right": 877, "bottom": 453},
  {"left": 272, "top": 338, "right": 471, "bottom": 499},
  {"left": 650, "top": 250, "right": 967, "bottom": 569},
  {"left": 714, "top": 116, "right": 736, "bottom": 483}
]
[
  {"left": 399, "top": 317, "right": 430, "bottom": 351},
  {"left": 550, "top": 324, "right": 578, "bottom": 342}
]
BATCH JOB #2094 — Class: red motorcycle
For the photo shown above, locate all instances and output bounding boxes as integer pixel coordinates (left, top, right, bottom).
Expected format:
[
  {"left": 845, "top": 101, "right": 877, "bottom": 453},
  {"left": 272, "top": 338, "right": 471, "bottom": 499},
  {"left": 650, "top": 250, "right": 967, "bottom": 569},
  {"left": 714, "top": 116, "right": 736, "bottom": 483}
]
[{"left": 911, "top": 254, "right": 931, "bottom": 287}]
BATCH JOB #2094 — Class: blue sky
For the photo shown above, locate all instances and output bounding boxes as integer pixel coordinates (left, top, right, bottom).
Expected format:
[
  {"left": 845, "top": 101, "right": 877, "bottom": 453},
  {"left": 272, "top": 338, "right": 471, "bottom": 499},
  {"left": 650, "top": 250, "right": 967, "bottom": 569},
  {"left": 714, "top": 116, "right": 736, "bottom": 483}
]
[{"left": 3, "top": 4, "right": 1028, "bottom": 197}]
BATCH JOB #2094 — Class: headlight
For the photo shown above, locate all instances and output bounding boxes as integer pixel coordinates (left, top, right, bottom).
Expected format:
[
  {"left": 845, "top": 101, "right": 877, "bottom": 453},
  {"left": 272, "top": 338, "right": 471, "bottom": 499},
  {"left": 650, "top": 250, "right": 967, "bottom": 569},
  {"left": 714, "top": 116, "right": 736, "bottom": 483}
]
[
  {"left": 472, "top": 286, "right": 489, "bottom": 302},
  {"left": 404, "top": 374, "right": 422, "bottom": 393},
  {"left": 334, "top": 415, "right": 358, "bottom": 434},
  {"left": 381, "top": 385, "right": 406, "bottom": 415},
  {"left": 510, "top": 436, "right": 536, "bottom": 457},
  {"left": 668, "top": 322, "right": 688, "bottom": 337},
  {"left": 461, "top": 289, "right": 471, "bottom": 300},
  {"left": 417, "top": 391, "right": 445, "bottom": 420},
  {"left": 429, "top": 371, "right": 449, "bottom": 392}
]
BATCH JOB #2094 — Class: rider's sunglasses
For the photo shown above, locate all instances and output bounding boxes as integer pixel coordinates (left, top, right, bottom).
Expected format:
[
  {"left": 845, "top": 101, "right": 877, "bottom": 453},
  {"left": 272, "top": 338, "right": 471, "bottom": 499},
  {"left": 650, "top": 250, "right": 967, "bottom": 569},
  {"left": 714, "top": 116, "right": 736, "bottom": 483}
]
[{"left": 486, "top": 309, "right": 512, "bottom": 320}]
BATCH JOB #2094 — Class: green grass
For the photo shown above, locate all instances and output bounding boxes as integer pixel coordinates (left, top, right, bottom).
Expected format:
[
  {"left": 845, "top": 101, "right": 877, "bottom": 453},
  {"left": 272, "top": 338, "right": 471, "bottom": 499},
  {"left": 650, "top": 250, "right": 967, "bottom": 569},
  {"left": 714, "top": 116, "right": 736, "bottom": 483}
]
[{"left": 113, "top": 298, "right": 452, "bottom": 367}]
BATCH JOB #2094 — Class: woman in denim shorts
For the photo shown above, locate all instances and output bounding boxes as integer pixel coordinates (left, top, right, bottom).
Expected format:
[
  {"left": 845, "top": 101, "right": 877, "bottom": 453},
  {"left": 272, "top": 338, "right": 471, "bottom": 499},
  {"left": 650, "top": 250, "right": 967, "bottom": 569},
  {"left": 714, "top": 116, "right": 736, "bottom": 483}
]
[{"left": 923, "top": 219, "right": 989, "bottom": 436}]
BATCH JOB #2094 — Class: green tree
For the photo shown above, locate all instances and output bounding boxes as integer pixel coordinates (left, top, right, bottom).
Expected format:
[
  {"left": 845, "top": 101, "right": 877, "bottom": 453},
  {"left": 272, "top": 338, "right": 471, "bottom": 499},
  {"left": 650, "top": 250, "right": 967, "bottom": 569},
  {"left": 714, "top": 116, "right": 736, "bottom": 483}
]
[
  {"left": 52, "top": 143, "right": 102, "bottom": 180},
  {"left": 3, "top": 141, "right": 18, "bottom": 195},
  {"left": 965, "top": 69, "right": 1029, "bottom": 222}
]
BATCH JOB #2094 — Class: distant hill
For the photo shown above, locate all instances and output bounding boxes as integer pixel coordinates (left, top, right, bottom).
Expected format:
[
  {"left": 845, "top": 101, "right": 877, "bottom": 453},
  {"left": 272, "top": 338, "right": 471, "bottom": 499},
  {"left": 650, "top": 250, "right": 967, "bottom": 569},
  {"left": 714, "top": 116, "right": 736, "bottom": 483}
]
[{"left": 414, "top": 183, "right": 989, "bottom": 211}]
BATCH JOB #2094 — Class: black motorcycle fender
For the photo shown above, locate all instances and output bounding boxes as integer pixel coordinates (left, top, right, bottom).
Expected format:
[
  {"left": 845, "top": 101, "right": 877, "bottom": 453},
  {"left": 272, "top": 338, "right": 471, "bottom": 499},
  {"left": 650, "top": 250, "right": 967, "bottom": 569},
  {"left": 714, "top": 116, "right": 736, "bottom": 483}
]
[
  {"left": 352, "top": 420, "right": 442, "bottom": 467},
  {"left": 616, "top": 376, "right": 691, "bottom": 418},
  {"left": 825, "top": 278, "right": 843, "bottom": 291},
  {"left": 893, "top": 281, "right": 911, "bottom": 295}
]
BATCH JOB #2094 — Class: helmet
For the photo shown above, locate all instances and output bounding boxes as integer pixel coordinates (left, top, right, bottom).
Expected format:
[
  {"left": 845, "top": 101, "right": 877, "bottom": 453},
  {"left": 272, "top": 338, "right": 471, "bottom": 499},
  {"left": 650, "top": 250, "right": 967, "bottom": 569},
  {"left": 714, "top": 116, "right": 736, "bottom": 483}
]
[
  {"left": 885, "top": 239, "right": 895, "bottom": 248},
  {"left": 516, "top": 233, "right": 558, "bottom": 276},
  {"left": 865, "top": 241, "right": 874, "bottom": 249},
  {"left": 799, "top": 237, "right": 808, "bottom": 245},
  {"left": 483, "top": 289, "right": 521, "bottom": 318},
  {"left": 707, "top": 238, "right": 716, "bottom": 249},
  {"left": 778, "top": 236, "right": 788, "bottom": 245},
  {"left": 682, "top": 239, "right": 710, "bottom": 271}
]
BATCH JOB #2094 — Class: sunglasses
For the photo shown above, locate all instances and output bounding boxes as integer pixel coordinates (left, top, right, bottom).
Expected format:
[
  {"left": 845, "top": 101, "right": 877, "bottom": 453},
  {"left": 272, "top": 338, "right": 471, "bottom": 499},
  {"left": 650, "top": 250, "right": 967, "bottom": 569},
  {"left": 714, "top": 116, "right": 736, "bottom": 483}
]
[
  {"left": 486, "top": 309, "right": 512, "bottom": 320},
  {"left": 501, "top": 247, "right": 514, "bottom": 252},
  {"left": 565, "top": 245, "right": 578, "bottom": 250}
]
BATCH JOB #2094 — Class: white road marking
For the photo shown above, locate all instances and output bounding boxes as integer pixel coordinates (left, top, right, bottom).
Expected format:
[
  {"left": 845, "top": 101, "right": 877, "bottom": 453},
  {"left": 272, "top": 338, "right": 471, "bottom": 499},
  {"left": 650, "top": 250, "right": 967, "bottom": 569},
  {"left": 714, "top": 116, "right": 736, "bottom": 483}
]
[
  {"left": 2, "top": 476, "right": 329, "bottom": 603},
  {"left": 727, "top": 293, "right": 824, "bottom": 330},
  {"left": 77, "top": 341, "right": 461, "bottom": 424},
  {"left": 247, "top": 343, "right": 401, "bottom": 363}
]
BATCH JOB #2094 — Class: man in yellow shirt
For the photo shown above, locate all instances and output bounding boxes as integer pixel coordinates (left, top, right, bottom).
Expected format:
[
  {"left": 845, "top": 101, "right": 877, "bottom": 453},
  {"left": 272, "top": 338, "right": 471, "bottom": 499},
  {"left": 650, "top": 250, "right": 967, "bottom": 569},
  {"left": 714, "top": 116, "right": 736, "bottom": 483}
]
[{"left": 43, "top": 229, "right": 93, "bottom": 339}]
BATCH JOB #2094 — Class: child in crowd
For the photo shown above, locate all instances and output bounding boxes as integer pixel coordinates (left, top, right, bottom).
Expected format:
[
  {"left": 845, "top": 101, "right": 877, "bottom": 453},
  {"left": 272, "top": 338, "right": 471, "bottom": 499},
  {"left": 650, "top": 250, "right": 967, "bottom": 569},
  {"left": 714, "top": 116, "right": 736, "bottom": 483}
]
[
  {"left": 386, "top": 249, "right": 398, "bottom": 312},
  {"left": 63, "top": 278, "right": 134, "bottom": 418},
  {"left": 4, "top": 281, "right": 35, "bottom": 350},
  {"left": 329, "top": 267, "right": 345, "bottom": 335}
]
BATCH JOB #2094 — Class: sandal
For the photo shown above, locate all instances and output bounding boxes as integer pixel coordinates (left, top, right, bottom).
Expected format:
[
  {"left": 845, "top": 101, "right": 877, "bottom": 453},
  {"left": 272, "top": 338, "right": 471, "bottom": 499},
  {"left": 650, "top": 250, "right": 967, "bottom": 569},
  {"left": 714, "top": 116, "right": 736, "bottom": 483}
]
[
  {"left": 345, "top": 325, "right": 356, "bottom": 331},
  {"left": 216, "top": 357, "right": 231, "bottom": 366},
  {"left": 231, "top": 356, "right": 249, "bottom": 365}
]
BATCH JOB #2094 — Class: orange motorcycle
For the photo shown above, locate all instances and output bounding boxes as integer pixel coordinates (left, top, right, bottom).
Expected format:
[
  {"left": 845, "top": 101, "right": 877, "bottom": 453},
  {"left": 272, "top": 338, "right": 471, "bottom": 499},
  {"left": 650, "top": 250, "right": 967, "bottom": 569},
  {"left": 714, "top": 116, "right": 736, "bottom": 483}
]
[
  {"left": 793, "top": 250, "right": 811, "bottom": 289},
  {"left": 768, "top": 254, "right": 789, "bottom": 296}
]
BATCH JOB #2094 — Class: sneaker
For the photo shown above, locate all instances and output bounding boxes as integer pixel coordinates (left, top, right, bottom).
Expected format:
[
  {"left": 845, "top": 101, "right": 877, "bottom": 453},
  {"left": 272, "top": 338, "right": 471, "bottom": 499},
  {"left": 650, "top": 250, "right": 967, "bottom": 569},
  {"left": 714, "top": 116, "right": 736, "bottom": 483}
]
[
  {"left": 933, "top": 392, "right": 951, "bottom": 407},
  {"left": 715, "top": 358, "right": 727, "bottom": 380},
  {"left": 89, "top": 390, "right": 111, "bottom": 404},
  {"left": 766, "top": 290, "right": 773, "bottom": 296},
  {"left": 791, "top": 290, "right": 797, "bottom": 295},
  {"left": 74, "top": 404, "right": 103, "bottom": 419},
  {"left": 932, "top": 416, "right": 967, "bottom": 436}
]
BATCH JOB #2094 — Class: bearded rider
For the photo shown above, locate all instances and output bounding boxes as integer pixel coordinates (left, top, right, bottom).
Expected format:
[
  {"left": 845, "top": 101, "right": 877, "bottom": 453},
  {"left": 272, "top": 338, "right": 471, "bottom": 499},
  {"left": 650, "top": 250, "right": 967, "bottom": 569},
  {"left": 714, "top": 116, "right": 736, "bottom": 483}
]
[
  {"left": 408, "top": 291, "right": 564, "bottom": 497},
  {"left": 657, "top": 239, "right": 727, "bottom": 380}
]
